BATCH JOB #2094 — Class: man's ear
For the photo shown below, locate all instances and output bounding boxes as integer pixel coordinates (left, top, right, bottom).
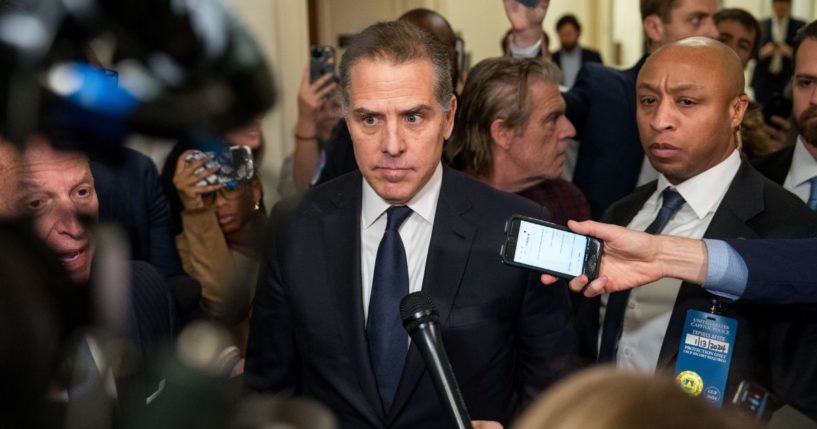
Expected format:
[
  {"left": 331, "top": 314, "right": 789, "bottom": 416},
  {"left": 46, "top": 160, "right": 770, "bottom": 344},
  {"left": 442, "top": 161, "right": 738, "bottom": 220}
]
[
  {"left": 490, "top": 118, "right": 513, "bottom": 151},
  {"left": 730, "top": 94, "right": 750, "bottom": 130},
  {"left": 443, "top": 95, "right": 457, "bottom": 140},
  {"left": 643, "top": 15, "right": 664, "bottom": 48}
]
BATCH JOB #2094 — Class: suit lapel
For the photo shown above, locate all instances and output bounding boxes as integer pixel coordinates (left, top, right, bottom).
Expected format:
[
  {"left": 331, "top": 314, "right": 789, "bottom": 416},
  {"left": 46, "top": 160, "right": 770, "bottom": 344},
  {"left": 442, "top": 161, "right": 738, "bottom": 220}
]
[
  {"left": 387, "top": 168, "right": 476, "bottom": 424},
  {"left": 321, "top": 173, "right": 385, "bottom": 427},
  {"left": 657, "top": 163, "right": 764, "bottom": 368}
]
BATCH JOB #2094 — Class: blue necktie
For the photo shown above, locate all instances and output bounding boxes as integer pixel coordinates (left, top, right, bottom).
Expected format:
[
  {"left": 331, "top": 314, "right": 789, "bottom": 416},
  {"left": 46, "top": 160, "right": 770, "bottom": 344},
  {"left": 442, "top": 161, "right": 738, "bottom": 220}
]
[
  {"left": 598, "top": 188, "right": 686, "bottom": 361},
  {"left": 808, "top": 177, "right": 817, "bottom": 211},
  {"left": 367, "top": 205, "right": 413, "bottom": 412}
]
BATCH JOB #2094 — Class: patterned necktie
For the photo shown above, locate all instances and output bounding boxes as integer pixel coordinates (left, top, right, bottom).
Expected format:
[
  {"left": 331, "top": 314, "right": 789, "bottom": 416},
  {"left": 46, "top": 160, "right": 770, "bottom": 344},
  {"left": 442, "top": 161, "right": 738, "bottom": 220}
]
[
  {"left": 367, "top": 205, "right": 413, "bottom": 412},
  {"left": 808, "top": 177, "right": 817, "bottom": 211},
  {"left": 597, "top": 188, "right": 686, "bottom": 361}
]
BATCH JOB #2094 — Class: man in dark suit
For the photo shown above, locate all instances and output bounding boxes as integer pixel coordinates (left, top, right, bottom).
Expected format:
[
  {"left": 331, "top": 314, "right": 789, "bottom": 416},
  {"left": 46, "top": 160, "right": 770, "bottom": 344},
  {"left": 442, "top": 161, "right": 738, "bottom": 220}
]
[
  {"left": 511, "top": 0, "right": 720, "bottom": 219},
  {"left": 573, "top": 38, "right": 817, "bottom": 417},
  {"left": 244, "top": 20, "right": 577, "bottom": 429},
  {"left": 552, "top": 14, "right": 602, "bottom": 88},
  {"left": 751, "top": 0, "right": 805, "bottom": 106},
  {"left": 753, "top": 20, "right": 817, "bottom": 209},
  {"left": 0, "top": 136, "right": 175, "bottom": 420}
]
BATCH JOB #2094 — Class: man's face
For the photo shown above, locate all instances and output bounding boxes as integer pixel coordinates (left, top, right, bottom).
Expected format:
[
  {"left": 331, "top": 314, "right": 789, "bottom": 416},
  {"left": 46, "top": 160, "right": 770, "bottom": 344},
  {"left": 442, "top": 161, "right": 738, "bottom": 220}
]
[
  {"left": 717, "top": 19, "right": 756, "bottom": 68},
  {"left": 792, "top": 38, "right": 817, "bottom": 147},
  {"left": 347, "top": 58, "right": 455, "bottom": 205},
  {"left": 3, "top": 139, "right": 98, "bottom": 284},
  {"left": 558, "top": 24, "right": 580, "bottom": 51},
  {"left": 636, "top": 47, "right": 743, "bottom": 184},
  {"left": 506, "top": 80, "right": 575, "bottom": 182},
  {"left": 773, "top": 1, "right": 791, "bottom": 19},
  {"left": 656, "top": 0, "right": 719, "bottom": 46}
]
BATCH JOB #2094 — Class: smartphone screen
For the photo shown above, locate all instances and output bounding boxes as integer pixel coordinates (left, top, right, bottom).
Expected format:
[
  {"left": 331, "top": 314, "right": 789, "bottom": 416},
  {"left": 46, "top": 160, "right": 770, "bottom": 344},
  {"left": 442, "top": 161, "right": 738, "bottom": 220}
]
[{"left": 513, "top": 219, "right": 588, "bottom": 277}]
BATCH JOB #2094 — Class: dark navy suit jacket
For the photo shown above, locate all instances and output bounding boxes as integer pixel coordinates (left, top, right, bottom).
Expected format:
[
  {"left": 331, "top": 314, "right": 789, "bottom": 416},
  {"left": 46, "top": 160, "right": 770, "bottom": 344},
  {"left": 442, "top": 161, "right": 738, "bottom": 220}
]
[
  {"left": 574, "top": 163, "right": 817, "bottom": 418},
  {"left": 245, "top": 167, "right": 579, "bottom": 428},
  {"left": 564, "top": 56, "right": 648, "bottom": 220},
  {"left": 91, "top": 147, "right": 184, "bottom": 278}
]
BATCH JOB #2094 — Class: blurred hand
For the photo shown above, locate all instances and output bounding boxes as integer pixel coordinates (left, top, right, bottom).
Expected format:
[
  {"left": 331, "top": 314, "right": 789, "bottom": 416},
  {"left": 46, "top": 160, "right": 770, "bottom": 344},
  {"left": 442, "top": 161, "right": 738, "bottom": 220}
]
[
  {"left": 763, "top": 114, "right": 791, "bottom": 151},
  {"left": 779, "top": 42, "right": 793, "bottom": 58},
  {"left": 759, "top": 41, "right": 776, "bottom": 59},
  {"left": 472, "top": 420, "right": 503, "bottom": 429},
  {"left": 298, "top": 64, "right": 338, "bottom": 121},
  {"left": 502, "top": 0, "right": 549, "bottom": 48},
  {"left": 173, "top": 150, "right": 222, "bottom": 210}
]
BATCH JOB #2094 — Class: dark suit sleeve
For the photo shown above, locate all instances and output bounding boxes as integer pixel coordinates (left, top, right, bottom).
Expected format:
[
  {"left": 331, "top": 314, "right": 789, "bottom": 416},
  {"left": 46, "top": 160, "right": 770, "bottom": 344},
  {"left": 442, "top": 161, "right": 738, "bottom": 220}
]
[
  {"left": 725, "top": 238, "right": 817, "bottom": 305},
  {"left": 140, "top": 153, "right": 185, "bottom": 277},
  {"left": 563, "top": 69, "right": 592, "bottom": 139},
  {"left": 514, "top": 207, "right": 580, "bottom": 401},
  {"left": 244, "top": 204, "right": 300, "bottom": 393},
  {"left": 584, "top": 49, "right": 603, "bottom": 65}
]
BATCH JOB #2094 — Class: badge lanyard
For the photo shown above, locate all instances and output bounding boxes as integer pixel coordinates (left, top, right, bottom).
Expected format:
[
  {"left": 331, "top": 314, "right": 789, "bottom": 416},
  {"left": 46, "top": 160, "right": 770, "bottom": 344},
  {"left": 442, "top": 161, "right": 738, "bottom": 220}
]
[{"left": 674, "top": 299, "right": 738, "bottom": 407}]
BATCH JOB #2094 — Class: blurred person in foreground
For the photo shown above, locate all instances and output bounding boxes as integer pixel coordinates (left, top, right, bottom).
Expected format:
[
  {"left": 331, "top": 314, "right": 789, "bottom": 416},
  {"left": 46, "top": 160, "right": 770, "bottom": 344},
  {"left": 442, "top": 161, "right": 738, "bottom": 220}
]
[
  {"left": 0, "top": 135, "right": 175, "bottom": 418},
  {"left": 173, "top": 146, "right": 266, "bottom": 355},
  {"left": 514, "top": 366, "right": 760, "bottom": 429},
  {"left": 245, "top": 20, "right": 577, "bottom": 429},
  {"left": 445, "top": 56, "right": 590, "bottom": 226}
]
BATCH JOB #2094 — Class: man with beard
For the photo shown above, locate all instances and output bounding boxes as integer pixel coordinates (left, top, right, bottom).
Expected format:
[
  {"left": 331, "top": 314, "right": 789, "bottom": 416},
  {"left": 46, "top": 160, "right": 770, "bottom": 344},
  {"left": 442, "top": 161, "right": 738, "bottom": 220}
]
[{"left": 754, "top": 20, "right": 817, "bottom": 210}]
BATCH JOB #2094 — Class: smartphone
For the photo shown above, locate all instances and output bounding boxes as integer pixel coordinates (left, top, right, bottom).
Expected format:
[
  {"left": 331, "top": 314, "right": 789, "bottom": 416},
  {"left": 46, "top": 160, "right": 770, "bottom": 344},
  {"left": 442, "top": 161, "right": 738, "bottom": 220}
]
[
  {"left": 310, "top": 46, "right": 336, "bottom": 83},
  {"left": 731, "top": 381, "right": 777, "bottom": 423},
  {"left": 184, "top": 145, "right": 255, "bottom": 187},
  {"left": 500, "top": 215, "right": 602, "bottom": 280},
  {"left": 762, "top": 93, "right": 792, "bottom": 127}
]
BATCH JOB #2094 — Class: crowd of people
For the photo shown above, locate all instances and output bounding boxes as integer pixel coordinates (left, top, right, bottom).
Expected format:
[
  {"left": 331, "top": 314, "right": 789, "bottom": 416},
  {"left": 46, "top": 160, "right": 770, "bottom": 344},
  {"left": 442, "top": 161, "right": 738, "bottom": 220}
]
[{"left": 2, "top": 0, "right": 817, "bottom": 428}]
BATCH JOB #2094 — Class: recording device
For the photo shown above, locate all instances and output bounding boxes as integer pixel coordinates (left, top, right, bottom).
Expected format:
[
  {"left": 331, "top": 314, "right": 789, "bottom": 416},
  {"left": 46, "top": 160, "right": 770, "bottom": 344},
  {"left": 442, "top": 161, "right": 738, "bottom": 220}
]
[
  {"left": 732, "top": 381, "right": 777, "bottom": 423},
  {"left": 500, "top": 214, "right": 602, "bottom": 280},
  {"left": 763, "top": 94, "right": 792, "bottom": 128},
  {"left": 400, "top": 292, "right": 472, "bottom": 429},
  {"left": 310, "top": 46, "right": 335, "bottom": 84},
  {"left": 184, "top": 145, "right": 254, "bottom": 188}
]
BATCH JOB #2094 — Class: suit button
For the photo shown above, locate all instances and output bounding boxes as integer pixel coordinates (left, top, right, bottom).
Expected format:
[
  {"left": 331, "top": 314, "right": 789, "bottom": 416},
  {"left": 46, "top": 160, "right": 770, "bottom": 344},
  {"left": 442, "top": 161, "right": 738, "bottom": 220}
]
[{"left": 628, "top": 301, "right": 636, "bottom": 310}]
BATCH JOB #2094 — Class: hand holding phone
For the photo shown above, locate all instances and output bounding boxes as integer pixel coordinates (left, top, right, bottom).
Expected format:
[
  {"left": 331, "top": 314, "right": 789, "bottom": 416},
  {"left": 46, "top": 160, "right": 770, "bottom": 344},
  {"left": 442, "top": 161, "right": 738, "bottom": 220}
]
[
  {"left": 310, "top": 46, "right": 336, "bottom": 84},
  {"left": 501, "top": 215, "right": 602, "bottom": 280}
]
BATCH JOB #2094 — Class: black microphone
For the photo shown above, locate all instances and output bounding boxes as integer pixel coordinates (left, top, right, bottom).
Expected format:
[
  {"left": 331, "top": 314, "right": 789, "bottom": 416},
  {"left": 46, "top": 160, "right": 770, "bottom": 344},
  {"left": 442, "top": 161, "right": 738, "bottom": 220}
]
[{"left": 400, "top": 292, "right": 472, "bottom": 429}]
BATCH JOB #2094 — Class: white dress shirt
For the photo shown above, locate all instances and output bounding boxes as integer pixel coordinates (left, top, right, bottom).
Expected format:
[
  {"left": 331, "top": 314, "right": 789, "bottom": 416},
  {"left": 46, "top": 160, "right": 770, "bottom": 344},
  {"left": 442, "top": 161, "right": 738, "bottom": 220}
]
[
  {"left": 782, "top": 137, "right": 817, "bottom": 203},
  {"left": 601, "top": 150, "right": 742, "bottom": 372},
  {"left": 360, "top": 162, "right": 442, "bottom": 322}
]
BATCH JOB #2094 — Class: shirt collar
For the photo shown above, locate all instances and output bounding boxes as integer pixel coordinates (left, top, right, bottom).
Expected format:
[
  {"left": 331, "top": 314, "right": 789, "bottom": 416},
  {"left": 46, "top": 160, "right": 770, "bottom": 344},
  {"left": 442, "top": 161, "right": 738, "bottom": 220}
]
[
  {"left": 361, "top": 162, "right": 442, "bottom": 229},
  {"left": 654, "top": 150, "right": 741, "bottom": 219},
  {"left": 789, "top": 136, "right": 817, "bottom": 187}
]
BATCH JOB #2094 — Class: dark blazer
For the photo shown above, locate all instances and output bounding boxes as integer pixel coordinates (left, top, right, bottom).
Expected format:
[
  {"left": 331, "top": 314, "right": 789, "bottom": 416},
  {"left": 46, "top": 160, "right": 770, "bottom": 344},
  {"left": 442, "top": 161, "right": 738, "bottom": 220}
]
[
  {"left": 552, "top": 47, "right": 603, "bottom": 70},
  {"left": 91, "top": 147, "right": 184, "bottom": 278},
  {"left": 574, "top": 162, "right": 817, "bottom": 418},
  {"left": 751, "top": 143, "right": 795, "bottom": 185},
  {"left": 245, "top": 167, "right": 579, "bottom": 429},
  {"left": 751, "top": 17, "right": 806, "bottom": 105},
  {"left": 564, "top": 55, "right": 648, "bottom": 219}
]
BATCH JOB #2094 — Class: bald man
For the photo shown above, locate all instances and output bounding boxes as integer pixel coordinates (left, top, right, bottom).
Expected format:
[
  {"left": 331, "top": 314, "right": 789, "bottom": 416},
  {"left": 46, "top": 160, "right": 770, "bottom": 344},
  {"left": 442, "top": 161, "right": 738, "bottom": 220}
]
[{"left": 572, "top": 38, "right": 817, "bottom": 416}]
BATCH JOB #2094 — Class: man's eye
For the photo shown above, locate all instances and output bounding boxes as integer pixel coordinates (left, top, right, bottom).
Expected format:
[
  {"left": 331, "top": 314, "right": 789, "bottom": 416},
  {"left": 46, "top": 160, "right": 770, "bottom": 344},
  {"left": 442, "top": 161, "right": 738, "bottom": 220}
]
[
  {"left": 678, "top": 99, "right": 696, "bottom": 107},
  {"left": 797, "top": 78, "right": 814, "bottom": 88},
  {"left": 363, "top": 116, "right": 378, "bottom": 125},
  {"left": 640, "top": 97, "right": 656, "bottom": 106},
  {"left": 406, "top": 114, "right": 421, "bottom": 124},
  {"left": 26, "top": 199, "right": 44, "bottom": 211}
]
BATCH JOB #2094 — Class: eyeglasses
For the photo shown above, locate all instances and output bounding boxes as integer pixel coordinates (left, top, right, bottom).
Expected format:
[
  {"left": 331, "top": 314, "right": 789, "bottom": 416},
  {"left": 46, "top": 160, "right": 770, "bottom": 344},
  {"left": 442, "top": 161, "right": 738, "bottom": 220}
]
[{"left": 202, "top": 180, "right": 248, "bottom": 205}]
